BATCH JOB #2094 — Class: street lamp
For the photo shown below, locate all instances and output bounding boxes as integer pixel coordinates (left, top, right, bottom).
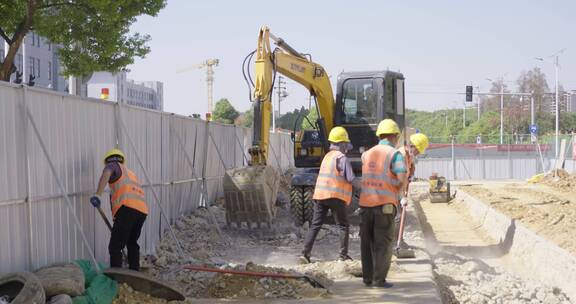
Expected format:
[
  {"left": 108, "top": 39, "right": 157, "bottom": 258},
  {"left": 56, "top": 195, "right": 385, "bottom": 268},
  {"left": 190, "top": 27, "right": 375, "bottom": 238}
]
[{"left": 535, "top": 48, "right": 565, "bottom": 157}]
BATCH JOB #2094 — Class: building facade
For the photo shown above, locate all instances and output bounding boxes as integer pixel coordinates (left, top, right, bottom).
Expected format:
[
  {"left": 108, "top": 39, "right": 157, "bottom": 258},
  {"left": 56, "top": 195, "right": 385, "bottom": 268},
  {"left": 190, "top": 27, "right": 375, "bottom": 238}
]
[
  {"left": 1, "top": 32, "right": 67, "bottom": 92},
  {"left": 86, "top": 71, "right": 163, "bottom": 111},
  {"left": 2, "top": 32, "right": 163, "bottom": 111}
]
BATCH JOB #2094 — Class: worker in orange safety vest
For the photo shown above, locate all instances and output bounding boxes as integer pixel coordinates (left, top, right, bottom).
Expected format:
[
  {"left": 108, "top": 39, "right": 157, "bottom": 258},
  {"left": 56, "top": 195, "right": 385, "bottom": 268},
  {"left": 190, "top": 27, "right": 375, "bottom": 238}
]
[
  {"left": 359, "top": 119, "right": 408, "bottom": 288},
  {"left": 91, "top": 149, "right": 148, "bottom": 270},
  {"left": 299, "top": 126, "right": 356, "bottom": 264},
  {"left": 395, "top": 133, "right": 429, "bottom": 247}
]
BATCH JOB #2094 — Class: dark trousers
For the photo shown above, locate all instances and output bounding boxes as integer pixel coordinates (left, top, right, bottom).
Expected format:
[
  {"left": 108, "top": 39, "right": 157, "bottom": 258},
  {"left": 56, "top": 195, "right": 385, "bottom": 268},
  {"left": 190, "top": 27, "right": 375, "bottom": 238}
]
[
  {"left": 109, "top": 206, "right": 147, "bottom": 270},
  {"left": 360, "top": 205, "right": 396, "bottom": 284},
  {"left": 302, "top": 198, "right": 350, "bottom": 259}
]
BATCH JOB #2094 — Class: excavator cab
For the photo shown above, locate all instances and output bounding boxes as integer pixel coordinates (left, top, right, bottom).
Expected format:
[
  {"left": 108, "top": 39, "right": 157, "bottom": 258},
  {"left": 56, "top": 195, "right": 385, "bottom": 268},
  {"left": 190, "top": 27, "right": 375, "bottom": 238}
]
[{"left": 294, "top": 71, "right": 405, "bottom": 171}]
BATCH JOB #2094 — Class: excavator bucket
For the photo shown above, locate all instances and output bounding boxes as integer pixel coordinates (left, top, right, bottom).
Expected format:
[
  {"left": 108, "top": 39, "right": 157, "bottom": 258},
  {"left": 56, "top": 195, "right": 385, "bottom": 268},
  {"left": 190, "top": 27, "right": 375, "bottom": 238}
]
[{"left": 223, "top": 165, "right": 280, "bottom": 228}]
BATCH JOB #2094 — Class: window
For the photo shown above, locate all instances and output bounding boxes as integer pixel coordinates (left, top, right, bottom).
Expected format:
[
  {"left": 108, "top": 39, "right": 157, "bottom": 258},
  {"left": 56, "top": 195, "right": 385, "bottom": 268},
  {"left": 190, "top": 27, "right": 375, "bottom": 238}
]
[
  {"left": 48, "top": 61, "right": 52, "bottom": 80},
  {"left": 395, "top": 79, "right": 404, "bottom": 115},
  {"left": 37, "top": 35, "right": 40, "bottom": 47},
  {"left": 36, "top": 58, "right": 40, "bottom": 77},
  {"left": 0, "top": 49, "right": 4, "bottom": 60},
  {"left": 48, "top": 43, "right": 51, "bottom": 51},
  {"left": 31, "top": 33, "right": 35, "bottom": 46},
  {"left": 341, "top": 78, "right": 378, "bottom": 124}
]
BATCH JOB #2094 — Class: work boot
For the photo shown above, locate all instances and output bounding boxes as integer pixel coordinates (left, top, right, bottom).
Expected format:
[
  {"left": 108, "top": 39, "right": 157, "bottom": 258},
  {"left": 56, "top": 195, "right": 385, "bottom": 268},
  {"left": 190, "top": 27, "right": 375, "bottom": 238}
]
[
  {"left": 339, "top": 254, "right": 353, "bottom": 262},
  {"left": 363, "top": 280, "right": 372, "bottom": 287},
  {"left": 374, "top": 280, "right": 394, "bottom": 288},
  {"left": 298, "top": 255, "right": 311, "bottom": 264}
]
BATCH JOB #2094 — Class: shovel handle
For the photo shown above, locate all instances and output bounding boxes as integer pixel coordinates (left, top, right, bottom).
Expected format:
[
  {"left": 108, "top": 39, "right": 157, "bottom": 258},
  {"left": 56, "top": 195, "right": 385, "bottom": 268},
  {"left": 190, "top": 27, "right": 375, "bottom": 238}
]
[
  {"left": 396, "top": 205, "right": 407, "bottom": 246},
  {"left": 97, "top": 207, "right": 114, "bottom": 231}
]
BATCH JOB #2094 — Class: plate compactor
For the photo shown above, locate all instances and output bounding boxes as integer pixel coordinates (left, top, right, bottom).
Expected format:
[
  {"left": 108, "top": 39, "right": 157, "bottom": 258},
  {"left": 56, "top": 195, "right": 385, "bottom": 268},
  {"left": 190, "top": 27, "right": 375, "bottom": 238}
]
[{"left": 429, "top": 173, "right": 453, "bottom": 203}]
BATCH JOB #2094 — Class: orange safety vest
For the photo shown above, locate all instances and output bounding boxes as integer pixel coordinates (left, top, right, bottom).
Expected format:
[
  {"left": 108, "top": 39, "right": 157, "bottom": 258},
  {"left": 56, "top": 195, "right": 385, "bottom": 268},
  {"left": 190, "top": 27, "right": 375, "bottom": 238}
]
[
  {"left": 313, "top": 150, "right": 353, "bottom": 204},
  {"left": 398, "top": 146, "right": 414, "bottom": 179},
  {"left": 109, "top": 164, "right": 148, "bottom": 217},
  {"left": 359, "top": 144, "right": 401, "bottom": 207}
]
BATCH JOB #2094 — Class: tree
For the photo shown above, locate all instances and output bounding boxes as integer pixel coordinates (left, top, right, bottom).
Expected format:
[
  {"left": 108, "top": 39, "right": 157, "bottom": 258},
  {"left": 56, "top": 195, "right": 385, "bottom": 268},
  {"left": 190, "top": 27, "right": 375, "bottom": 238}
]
[
  {"left": 212, "top": 98, "right": 239, "bottom": 124},
  {"left": 238, "top": 107, "right": 254, "bottom": 128},
  {"left": 276, "top": 106, "right": 309, "bottom": 131},
  {"left": 0, "top": 0, "right": 166, "bottom": 81},
  {"left": 517, "top": 67, "right": 550, "bottom": 113},
  {"left": 301, "top": 106, "right": 319, "bottom": 130}
]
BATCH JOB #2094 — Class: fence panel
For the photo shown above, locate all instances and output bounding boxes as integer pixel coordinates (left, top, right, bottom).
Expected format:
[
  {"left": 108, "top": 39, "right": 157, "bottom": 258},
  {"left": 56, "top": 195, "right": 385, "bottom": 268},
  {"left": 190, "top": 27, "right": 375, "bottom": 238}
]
[
  {"left": 0, "top": 83, "right": 294, "bottom": 273},
  {"left": 0, "top": 85, "right": 29, "bottom": 273}
]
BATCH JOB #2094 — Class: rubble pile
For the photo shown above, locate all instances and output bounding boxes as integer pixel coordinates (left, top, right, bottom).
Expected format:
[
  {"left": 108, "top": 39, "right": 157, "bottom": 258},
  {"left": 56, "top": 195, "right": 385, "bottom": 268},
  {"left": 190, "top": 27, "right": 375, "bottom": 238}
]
[
  {"left": 540, "top": 169, "right": 576, "bottom": 191},
  {"left": 143, "top": 205, "right": 331, "bottom": 299},
  {"left": 433, "top": 253, "right": 571, "bottom": 304},
  {"left": 203, "top": 263, "right": 330, "bottom": 299}
]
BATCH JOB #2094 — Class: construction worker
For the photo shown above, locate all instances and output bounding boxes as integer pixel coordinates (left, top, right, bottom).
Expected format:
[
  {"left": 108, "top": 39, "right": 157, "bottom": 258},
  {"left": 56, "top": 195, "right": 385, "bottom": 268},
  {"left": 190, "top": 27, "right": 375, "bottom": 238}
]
[
  {"left": 359, "top": 119, "right": 408, "bottom": 288},
  {"left": 300, "top": 126, "right": 355, "bottom": 264},
  {"left": 90, "top": 149, "right": 148, "bottom": 270},
  {"left": 394, "top": 133, "right": 429, "bottom": 247},
  {"left": 398, "top": 133, "right": 429, "bottom": 197}
]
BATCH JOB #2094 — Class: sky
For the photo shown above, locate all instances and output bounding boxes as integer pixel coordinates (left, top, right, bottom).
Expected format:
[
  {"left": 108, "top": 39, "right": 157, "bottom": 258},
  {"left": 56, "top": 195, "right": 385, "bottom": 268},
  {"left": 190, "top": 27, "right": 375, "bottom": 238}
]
[{"left": 128, "top": 0, "right": 576, "bottom": 116}]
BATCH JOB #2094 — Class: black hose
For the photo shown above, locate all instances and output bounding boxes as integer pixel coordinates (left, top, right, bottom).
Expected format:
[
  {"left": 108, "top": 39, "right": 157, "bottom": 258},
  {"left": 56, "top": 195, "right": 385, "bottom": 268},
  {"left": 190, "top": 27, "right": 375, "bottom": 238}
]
[{"left": 242, "top": 50, "right": 256, "bottom": 102}]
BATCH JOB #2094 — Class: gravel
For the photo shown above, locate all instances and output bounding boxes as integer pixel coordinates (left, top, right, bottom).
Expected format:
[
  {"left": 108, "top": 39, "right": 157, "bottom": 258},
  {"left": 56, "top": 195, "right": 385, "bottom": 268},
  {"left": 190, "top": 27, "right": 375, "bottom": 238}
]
[{"left": 431, "top": 238, "right": 572, "bottom": 304}]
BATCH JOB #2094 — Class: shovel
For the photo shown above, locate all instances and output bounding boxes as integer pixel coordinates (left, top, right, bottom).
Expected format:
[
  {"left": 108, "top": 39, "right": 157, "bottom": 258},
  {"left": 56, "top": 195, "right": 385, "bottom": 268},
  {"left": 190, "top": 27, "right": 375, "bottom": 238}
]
[
  {"left": 394, "top": 204, "right": 416, "bottom": 259},
  {"left": 182, "top": 265, "right": 327, "bottom": 289}
]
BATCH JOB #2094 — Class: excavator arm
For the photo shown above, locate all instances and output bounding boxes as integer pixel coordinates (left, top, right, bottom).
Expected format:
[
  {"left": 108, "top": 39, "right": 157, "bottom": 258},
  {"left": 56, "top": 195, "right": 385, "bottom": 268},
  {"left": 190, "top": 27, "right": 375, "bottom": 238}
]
[{"left": 250, "top": 26, "right": 335, "bottom": 166}]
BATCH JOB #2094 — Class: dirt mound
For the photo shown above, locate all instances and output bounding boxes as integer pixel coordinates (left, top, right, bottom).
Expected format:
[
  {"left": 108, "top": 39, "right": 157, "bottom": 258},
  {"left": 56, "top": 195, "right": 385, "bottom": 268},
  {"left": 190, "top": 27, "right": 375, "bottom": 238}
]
[
  {"left": 540, "top": 169, "right": 576, "bottom": 191},
  {"left": 113, "top": 283, "right": 168, "bottom": 304},
  {"left": 461, "top": 183, "right": 576, "bottom": 255}
]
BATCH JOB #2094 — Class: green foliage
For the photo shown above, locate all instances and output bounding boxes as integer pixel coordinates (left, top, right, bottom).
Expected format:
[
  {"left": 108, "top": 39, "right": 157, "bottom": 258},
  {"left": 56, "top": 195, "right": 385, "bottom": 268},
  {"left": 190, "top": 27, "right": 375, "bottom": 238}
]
[
  {"left": 240, "top": 106, "right": 254, "bottom": 128},
  {"left": 0, "top": 0, "right": 166, "bottom": 78},
  {"left": 276, "top": 106, "right": 309, "bottom": 131},
  {"left": 301, "top": 107, "right": 319, "bottom": 130},
  {"left": 213, "top": 98, "right": 239, "bottom": 124}
]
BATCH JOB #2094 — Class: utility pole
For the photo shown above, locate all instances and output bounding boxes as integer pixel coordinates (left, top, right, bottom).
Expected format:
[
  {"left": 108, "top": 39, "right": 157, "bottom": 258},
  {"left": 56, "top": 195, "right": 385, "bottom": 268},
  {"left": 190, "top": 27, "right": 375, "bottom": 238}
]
[
  {"left": 500, "top": 81, "right": 504, "bottom": 144},
  {"left": 554, "top": 54, "right": 560, "bottom": 157},
  {"left": 530, "top": 93, "right": 535, "bottom": 126},
  {"left": 463, "top": 101, "right": 466, "bottom": 128},
  {"left": 476, "top": 86, "right": 481, "bottom": 121},
  {"left": 535, "top": 49, "right": 564, "bottom": 157},
  {"left": 274, "top": 75, "right": 288, "bottom": 131}
]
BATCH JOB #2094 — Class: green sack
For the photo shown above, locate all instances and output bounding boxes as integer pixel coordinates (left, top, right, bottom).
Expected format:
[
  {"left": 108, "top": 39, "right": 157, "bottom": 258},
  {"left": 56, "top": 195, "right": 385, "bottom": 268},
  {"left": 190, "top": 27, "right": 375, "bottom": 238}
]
[{"left": 72, "top": 260, "right": 118, "bottom": 304}]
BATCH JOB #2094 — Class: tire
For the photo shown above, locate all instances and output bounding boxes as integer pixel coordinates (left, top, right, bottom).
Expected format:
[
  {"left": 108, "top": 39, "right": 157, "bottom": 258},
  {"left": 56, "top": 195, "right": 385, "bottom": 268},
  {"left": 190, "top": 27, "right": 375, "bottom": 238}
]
[
  {"left": 34, "top": 263, "right": 84, "bottom": 297},
  {"left": 0, "top": 272, "right": 45, "bottom": 304},
  {"left": 289, "top": 186, "right": 315, "bottom": 227}
]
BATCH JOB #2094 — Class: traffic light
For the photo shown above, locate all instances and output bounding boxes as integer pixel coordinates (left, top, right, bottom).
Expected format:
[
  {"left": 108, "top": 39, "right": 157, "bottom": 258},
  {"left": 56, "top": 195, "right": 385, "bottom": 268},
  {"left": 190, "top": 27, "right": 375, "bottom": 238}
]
[{"left": 466, "top": 86, "right": 473, "bottom": 102}]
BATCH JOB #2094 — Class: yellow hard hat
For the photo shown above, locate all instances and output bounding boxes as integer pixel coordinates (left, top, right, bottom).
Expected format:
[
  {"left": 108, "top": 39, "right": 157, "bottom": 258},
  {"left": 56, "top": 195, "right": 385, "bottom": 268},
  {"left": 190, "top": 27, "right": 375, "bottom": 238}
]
[
  {"left": 103, "top": 148, "right": 125, "bottom": 164},
  {"left": 328, "top": 126, "right": 350, "bottom": 143},
  {"left": 410, "top": 133, "right": 429, "bottom": 154},
  {"left": 376, "top": 119, "right": 400, "bottom": 136}
]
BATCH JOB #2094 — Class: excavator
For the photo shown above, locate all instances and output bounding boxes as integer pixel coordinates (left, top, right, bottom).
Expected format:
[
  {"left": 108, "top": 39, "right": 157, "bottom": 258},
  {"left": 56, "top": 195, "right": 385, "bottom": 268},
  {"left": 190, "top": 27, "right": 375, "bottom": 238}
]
[{"left": 223, "top": 26, "right": 406, "bottom": 228}]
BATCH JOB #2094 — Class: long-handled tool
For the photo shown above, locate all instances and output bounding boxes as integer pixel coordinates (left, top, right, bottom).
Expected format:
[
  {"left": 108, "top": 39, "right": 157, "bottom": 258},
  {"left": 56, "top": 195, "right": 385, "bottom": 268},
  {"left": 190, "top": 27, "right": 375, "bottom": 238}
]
[
  {"left": 394, "top": 204, "right": 416, "bottom": 259},
  {"left": 182, "top": 265, "right": 326, "bottom": 289}
]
